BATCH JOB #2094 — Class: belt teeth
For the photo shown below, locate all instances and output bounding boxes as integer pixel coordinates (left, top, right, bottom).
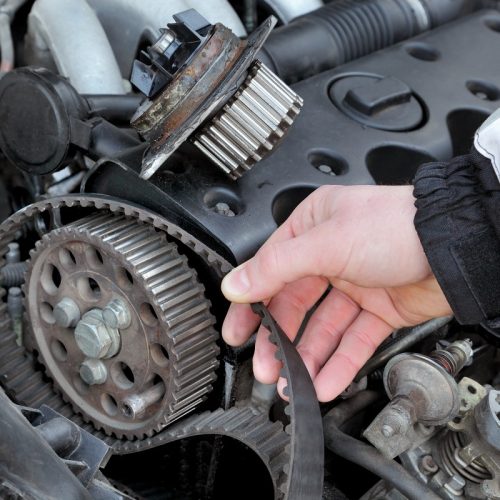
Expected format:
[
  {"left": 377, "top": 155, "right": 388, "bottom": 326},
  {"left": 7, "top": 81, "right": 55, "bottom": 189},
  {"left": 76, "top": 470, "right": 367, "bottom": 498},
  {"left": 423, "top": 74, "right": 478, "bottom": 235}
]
[{"left": 194, "top": 61, "right": 303, "bottom": 180}]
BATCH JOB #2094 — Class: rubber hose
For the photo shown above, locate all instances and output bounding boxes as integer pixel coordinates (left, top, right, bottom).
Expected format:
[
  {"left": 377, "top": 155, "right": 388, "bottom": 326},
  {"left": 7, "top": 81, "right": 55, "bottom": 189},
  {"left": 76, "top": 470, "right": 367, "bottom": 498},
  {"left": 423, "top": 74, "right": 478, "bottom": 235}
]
[
  {"left": 1, "top": 262, "right": 27, "bottom": 287},
  {"left": 260, "top": 0, "right": 479, "bottom": 83},
  {"left": 323, "top": 415, "right": 442, "bottom": 500}
]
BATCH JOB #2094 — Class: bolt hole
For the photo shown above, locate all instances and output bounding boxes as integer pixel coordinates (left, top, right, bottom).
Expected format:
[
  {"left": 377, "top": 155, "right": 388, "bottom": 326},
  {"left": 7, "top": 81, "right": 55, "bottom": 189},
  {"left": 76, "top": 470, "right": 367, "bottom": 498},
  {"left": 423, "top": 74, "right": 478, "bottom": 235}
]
[
  {"left": 116, "top": 267, "right": 134, "bottom": 289},
  {"left": 40, "top": 302, "right": 55, "bottom": 325},
  {"left": 151, "top": 343, "right": 169, "bottom": 367},
  {"left": 485, "top": 16, "right": 500, "bottom": 33},
  {"left": 86, "top": 246, "right": 105, "bottom": 268},
  {"left": 101, "top": 393, "right": 118, "bottom": 416},
  {"left": 51, "top": 266, "right": 61, "bottom": 288},
  {"left": 111, "top": 361, "right": 135, "bottom": 390},
  {"left": 466, "top": 80, "right": 500, "bottom": 101},
  {"left": 122, "top": 403, "right": 134, "bottom": 418},
  {"left": 41, "top": 264, "right": 60, "bottom": 295},
  {"left": 59, "top": 248, "right": 77, "bottom": 269},
  {"left": 77, "top": 276, "right": 102, "bottom": 302},
  {"left": 453, "top": 417, "right": 461, "bottom": 424},
  {"left": 308, "top": 150, "right": 348, "bottom": 176},
  {"left": 140, "top": 303, "right": 159, "bottom": 327},
  {"left": 468, "top": 385, "right": 477, "bottom": 395},
  {"left": 404, "top": 42, "right": 440, "bottom": 62},
  {"left": 51, "top": 339, "right": 67, "bottom": 361}
]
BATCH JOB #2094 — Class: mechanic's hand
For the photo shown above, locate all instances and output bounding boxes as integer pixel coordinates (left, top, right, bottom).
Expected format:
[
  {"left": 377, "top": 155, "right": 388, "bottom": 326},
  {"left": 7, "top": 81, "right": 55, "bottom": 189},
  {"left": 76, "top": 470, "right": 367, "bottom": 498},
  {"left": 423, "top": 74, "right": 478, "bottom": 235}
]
[{"left": 221, "top": 185, "right": 452, "bottom": 402}]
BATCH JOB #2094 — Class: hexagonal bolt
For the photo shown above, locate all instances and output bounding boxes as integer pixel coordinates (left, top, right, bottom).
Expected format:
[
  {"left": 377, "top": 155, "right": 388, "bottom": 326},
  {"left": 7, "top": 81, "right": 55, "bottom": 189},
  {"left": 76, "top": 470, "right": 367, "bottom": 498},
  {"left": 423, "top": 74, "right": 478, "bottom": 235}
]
[
  {"left": 79, "top": 359, "right": 107, "bottom": 385},
  {"left": 53, "top": 297, "right": 81, "bottom": 328},
  {"left": 102, "top": 299, "right": 131, "bottom": 329},
  {"left": 121, "top": 382, "right": 165, "bottom": 419},
  {"left": 381, "top": 410, "right": 411, "bottom": 438},
  {"left": 420, "top": 454, "right": 439, "bottom": 474},
  {"left": 74, "top": 309, "right": 120, "bottom": 359}
]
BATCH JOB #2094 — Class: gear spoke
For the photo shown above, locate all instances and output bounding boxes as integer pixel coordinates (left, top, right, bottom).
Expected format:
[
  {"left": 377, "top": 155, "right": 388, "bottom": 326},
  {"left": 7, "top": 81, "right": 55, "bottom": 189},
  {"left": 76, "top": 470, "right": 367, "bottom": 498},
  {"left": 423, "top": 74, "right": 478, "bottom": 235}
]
[{"left": 24, "top": 213, "right": 219, "bottom": 439}]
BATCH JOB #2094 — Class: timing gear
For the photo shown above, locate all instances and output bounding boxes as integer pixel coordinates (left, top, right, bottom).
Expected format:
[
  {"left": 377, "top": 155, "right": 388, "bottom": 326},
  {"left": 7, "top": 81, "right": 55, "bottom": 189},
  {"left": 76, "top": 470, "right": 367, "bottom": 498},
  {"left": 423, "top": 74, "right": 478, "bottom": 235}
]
[{"left": 24, "top": 213, "right": 219, "bottom": 439}]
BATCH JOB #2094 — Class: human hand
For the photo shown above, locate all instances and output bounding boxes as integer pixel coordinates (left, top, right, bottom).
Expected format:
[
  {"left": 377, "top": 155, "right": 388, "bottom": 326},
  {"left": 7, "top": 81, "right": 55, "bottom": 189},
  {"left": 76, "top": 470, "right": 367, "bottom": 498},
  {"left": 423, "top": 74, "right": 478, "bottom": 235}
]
[{"left": 221, "top": 185, "right": 452, "bottom": 402}]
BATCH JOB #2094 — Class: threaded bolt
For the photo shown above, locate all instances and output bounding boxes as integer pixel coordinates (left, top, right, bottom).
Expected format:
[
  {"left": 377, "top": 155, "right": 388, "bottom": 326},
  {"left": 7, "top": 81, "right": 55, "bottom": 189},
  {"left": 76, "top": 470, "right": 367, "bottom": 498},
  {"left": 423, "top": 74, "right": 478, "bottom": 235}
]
[
  {"left": 430, "top": 339, "right": 473, "bottom": 376},
  {"left": 80, "top": 359, "right": 107, "bottom": 385},
  {"left": 54, "top": 297, "right": 81, "bottom": 328}
]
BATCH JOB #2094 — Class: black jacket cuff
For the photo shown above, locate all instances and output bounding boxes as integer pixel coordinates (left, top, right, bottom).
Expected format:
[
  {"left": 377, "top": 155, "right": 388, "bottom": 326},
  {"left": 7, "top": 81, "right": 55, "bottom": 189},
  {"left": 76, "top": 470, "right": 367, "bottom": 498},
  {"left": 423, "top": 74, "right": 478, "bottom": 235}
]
[{"left": 413, "top": 151, "right": 500, "bottom": 325}]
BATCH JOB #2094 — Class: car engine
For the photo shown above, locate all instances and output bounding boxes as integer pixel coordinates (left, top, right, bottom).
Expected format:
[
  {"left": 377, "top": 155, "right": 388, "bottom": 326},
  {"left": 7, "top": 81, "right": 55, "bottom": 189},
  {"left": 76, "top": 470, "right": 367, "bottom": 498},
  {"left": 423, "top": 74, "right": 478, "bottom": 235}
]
[{"left": 0, "top": 1, "right": 498, "bottom": 499}]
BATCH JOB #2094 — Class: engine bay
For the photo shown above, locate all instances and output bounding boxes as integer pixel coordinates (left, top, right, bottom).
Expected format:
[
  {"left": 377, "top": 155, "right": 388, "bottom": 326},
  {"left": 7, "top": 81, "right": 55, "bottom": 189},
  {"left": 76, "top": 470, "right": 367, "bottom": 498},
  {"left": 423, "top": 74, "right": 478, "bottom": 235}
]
[{"left": 0, "top": 1, "right": 498, "bottom": 499}]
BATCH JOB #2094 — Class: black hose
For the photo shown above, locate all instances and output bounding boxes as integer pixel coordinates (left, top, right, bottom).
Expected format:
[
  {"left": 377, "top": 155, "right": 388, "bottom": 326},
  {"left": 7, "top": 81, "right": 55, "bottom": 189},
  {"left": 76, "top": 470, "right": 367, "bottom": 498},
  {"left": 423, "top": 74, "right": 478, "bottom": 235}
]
[
  {"left": 354, "top": 316, "right": 452, "bottom": 382},
  {"left": 324, "top": 413, "right": 442, "bottom": 500},
  {"left": 260, "top": 0, "right": 480, "bottom": 83},
  {"left": 84, "top": 95, "right": 144, "bottom": 123}
]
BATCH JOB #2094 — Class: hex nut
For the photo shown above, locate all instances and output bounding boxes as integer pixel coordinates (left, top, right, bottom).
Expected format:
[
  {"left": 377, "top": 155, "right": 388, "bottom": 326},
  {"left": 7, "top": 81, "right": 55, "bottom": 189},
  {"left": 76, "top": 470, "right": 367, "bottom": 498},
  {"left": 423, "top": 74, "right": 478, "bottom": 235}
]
[
  {"left": 102, "top": 298, "right": 131, "bottom": 329},
  {"left": 75, "top": 309, "right": 117, "bottom": 359},
  {"left": 54, "top": 297, "right": 81, "bottom": 328},
  {"left": 80, "top": 359, "right": 107, "bottom": 385}
]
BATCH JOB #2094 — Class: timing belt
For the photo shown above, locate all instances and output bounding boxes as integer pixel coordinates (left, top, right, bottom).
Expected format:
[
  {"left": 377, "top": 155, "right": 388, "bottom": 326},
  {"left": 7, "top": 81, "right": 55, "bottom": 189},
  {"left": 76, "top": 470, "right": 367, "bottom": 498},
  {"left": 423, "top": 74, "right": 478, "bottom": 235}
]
[{"left": 0, "top": 194, "right": 323, "bottom": 500}]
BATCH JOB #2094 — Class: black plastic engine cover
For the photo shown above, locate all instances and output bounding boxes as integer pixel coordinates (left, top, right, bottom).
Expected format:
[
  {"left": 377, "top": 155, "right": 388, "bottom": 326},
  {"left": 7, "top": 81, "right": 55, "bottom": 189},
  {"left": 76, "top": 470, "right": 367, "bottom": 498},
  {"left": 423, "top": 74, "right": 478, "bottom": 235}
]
[{"left": 85, "top": 11, "right": 500, "bottom": 265}]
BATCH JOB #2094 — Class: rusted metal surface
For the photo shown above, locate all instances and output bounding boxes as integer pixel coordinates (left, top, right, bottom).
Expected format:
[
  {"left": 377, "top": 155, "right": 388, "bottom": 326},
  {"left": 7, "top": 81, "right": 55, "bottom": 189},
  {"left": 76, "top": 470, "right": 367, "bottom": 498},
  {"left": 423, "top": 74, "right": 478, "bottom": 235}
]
[{"left": 133, "top": 16, "right": 277, "bottom": 179}]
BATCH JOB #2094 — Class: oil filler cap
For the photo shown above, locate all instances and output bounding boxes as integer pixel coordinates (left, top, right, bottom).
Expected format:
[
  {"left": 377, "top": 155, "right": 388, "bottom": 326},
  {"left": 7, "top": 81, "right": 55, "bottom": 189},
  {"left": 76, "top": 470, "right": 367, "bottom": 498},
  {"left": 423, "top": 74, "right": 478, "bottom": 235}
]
[{"left": 329, "top": 74, "right": 424, "bottom": 131}]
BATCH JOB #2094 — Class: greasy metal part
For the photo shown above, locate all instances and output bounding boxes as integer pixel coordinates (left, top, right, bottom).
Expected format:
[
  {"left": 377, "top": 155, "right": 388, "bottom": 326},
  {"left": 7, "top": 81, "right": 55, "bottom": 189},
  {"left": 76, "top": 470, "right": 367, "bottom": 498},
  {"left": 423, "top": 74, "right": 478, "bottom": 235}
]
[
  {"left": 24, "top": 212, "right": 219, "bottom": 438},
  {"left": 0, "top": 195, "right": 324, "bottom": 500},
  {"left": 193, "top": 60, "right": 303, "bottom": 179},
  {"left": 444, "top": 389, "right": 500, "bottom": 499},
  {"left": 26, "top": 0, "right": 125, "bottom": 94},
  {"left": 132, "top": 16, "right": 278, "bottom": 180},
  {"left": 391, "top": 379, "right": 498, "bottom": 500},
  {"left": 364, "top": 340, "right": 473, "bottom": 458}
]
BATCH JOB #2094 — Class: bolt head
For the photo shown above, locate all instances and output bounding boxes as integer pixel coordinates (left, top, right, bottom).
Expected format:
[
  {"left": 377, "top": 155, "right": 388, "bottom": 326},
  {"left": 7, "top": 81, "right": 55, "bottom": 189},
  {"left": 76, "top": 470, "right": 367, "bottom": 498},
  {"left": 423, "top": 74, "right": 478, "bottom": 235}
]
[
  {"left": 54, "top": 297, "right": 81, "bottom": 328},
  {"left": 103, "top": 299, "right": 131, "bottom": 329},
  {"left": 382, "top": 424, "right": 396, "bottom": 437},
  {"left": 75, "top": 310, "right": 112, "bottom": 359},
  {"left": 80, "top": 359, "right": 107, "bottom": 385}
]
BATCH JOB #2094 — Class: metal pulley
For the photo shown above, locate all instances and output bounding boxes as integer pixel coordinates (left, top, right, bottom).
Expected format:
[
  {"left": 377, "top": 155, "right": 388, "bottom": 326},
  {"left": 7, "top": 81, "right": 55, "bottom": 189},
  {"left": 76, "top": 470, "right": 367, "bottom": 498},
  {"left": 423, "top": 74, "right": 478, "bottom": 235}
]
[{"left": 130, "top": 9, "right": 303, "bottom": 180}]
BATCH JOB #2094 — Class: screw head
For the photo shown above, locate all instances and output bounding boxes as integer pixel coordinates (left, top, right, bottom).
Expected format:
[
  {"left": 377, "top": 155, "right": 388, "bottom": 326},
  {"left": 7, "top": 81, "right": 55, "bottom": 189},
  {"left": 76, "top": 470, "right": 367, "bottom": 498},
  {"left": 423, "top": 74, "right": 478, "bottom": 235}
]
[
  {"left": 80, "top": 359, "right": 107, "bottom": 385},
  {"left": 75, "top": 309, "right": 114, "bottom": 359},
  {"left": 54, "top": 297, "right": 81, "bottom": 328},
  {"left": 103, "top": 299, "right": 131, "bottom": 329}
]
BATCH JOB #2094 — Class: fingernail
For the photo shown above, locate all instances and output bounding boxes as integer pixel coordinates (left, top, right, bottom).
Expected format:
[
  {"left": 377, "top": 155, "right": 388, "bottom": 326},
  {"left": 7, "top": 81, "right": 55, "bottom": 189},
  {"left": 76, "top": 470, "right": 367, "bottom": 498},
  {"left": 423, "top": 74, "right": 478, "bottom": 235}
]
[{"left": 221, "top": 265, "right": 251, "bottom": 299}]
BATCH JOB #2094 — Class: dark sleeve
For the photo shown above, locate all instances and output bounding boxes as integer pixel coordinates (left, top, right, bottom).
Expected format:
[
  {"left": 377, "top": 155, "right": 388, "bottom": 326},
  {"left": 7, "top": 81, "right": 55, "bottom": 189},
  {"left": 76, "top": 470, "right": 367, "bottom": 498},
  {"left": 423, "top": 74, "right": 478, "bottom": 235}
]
[{"left": 413, "top": 111, "right": 500, "bottom": 331}]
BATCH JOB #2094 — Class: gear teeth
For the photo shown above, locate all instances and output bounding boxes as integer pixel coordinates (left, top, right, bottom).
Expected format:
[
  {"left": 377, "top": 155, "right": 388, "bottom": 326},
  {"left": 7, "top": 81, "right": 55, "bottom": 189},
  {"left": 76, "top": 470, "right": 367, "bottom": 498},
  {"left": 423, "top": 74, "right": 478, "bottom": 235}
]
[{"left": 22, "top": 213, "right": 219, "bottom": 440}]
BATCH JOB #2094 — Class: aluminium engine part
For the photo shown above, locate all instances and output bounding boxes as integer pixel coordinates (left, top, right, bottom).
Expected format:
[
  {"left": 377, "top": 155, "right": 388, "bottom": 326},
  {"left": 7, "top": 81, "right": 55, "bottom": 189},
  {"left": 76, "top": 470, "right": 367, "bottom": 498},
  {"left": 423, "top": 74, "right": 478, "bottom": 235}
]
[
  {"left": 23, "top": 212, "right": 219, "bottom": 439},
  {"left": 0, "top": 194, "right": 324, "bottom": 500},
  {"left": 130, "top": 10, "right": 303, "bottom": 180},
  {"left": 364, "top": 340, "right": 473, "bottom": 459},
  {"left": 373, "top": 379, "right": 500, "bottom": 500},
  {"left": 86, "top": 0, "right": 245, "bottom": 78},
  {"left": 25, "top": 0, "right": 125, "bottom": 94},
  {"left": 260, "top": 0, "right": 324, "bottom": 24}
]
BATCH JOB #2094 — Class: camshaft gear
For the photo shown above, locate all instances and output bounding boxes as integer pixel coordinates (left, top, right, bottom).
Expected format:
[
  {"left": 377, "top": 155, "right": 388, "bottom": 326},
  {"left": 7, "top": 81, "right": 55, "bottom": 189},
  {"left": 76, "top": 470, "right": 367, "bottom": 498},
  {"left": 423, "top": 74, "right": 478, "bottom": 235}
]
[
  {"left": 23, "top": 213, "right": 219, "bottom": 439},
  {"left": 193, "top": 61, "right": 303, "bottom": 180}
]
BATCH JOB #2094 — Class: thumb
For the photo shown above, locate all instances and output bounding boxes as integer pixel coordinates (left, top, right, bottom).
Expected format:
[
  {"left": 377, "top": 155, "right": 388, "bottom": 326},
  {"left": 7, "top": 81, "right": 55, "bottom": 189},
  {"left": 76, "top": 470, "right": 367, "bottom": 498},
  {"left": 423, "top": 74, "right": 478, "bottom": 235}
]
[{"left": 221, "top": 222, "right": 349, "bottom": 303}]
